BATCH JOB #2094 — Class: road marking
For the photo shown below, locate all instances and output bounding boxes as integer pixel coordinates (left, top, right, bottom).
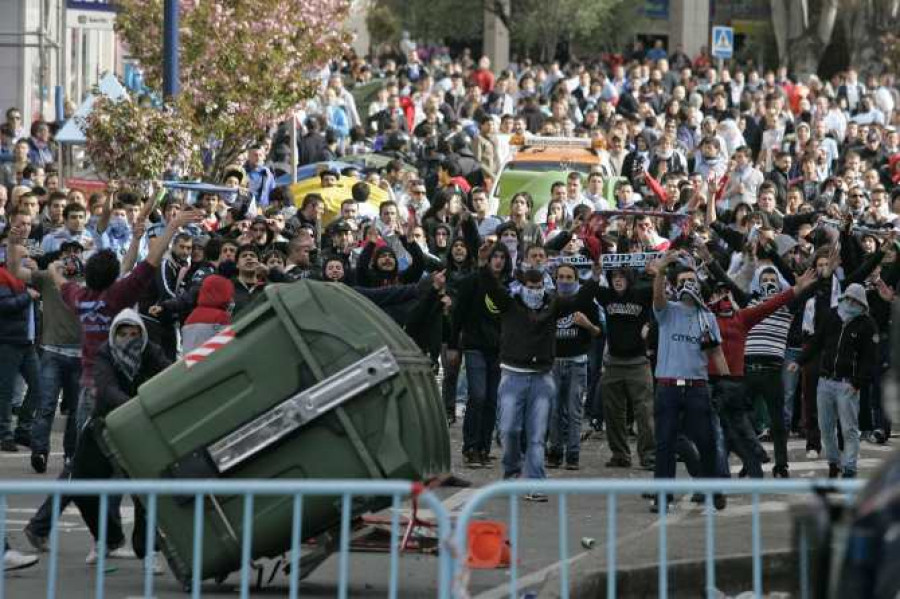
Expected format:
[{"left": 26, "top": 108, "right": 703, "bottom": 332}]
[
  {"left": 762, "top": 440, "right": 893, "bottom": 453},
  {"left": 728, "top": 457, "right": 883, "bottom": 475},
  {"left": 0, "top": 452, "right": 65, "bottom": 459}
]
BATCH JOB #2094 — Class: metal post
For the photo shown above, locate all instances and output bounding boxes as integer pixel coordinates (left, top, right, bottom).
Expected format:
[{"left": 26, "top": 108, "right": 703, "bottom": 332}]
[
  {"left": 163, "top": 0, "right": 179, "bottom": 98},
  {"left": 290, "top": 113, "right": 298, "bottom": 184}
]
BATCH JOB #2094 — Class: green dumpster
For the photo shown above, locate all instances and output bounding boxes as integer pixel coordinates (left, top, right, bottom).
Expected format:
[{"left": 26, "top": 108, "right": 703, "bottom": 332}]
[{"left": 103, "top": 280, "right": 451, "bottom": 584}]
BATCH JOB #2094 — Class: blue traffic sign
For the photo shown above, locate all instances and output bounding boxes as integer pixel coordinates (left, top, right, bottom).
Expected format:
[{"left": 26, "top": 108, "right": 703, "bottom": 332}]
[{"left": 711, "top": 26, "right": 734, "bottom": 60}]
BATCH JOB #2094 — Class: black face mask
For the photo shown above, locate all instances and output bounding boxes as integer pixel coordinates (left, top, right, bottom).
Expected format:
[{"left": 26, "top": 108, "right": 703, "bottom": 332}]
[{"left": 760, "top": 281, "right": 779, "bottom": 297}]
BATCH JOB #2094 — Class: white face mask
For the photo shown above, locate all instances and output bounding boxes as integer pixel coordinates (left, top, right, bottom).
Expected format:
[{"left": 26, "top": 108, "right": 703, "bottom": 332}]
[
  {"left": 521, "top": 287, "right": 545, "bottom": 309},
  {"left": 837, "top": 299, "right": 865, "bottom": 322}
]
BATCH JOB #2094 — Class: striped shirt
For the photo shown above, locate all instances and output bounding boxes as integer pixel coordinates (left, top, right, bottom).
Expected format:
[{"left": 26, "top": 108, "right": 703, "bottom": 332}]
[{"left": 745, "top": 295, "right": 794, "bottom": 364}]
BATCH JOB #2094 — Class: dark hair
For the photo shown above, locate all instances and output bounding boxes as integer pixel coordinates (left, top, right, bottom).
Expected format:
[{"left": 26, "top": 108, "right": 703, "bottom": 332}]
[
  {"left": 379, "top": 200, "right": 398, "bottom": 216},
  {"left": 48, "top": 190, "right": 68, "bottom": 204},
  {"left": 63, "top": 203, "right": 86, "bottom": 219},
  {"left": 236, "top": 244, "right": 258, "bottom": 261},
  {"left": 204, "top": 237, "right": 223, "bottom": 262},
  {"left": 84, "top": 250, "right": 120, "bottom": 291},
  {"left": 117, "top": 190, "right": 141, "bottom": 205},
  {"left": 556, "top": 263, "right": 578, "bottom": 278},
  {"left": 351, "top": 181, "right": 370, "bottom": 203},
  {"left": 300, "top": 193, "right": 323, "bottom": 212},
  {"left": 521, "top": 269, "right": 544, "bottom": 284},
  {"left": 439, "top": 158, "right": 462, "bottom": 178},
  {"left": 509, "top": 191, "right": 534, "bottom": 212}
]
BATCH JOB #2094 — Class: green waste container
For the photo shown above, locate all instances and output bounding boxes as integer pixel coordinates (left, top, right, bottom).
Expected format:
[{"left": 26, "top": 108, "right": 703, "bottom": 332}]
[{"left": 103, "top": 280, "right": 451, "bottom": 584}]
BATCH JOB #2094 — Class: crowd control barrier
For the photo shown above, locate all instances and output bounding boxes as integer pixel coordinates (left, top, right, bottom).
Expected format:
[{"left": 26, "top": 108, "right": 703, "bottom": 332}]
[{"left": 0, "top": 477, "right": 868, "bottom": 598}]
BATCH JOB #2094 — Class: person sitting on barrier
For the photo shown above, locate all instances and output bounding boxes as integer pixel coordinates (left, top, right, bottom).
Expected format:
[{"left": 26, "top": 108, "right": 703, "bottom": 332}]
[
  {"left": 646, "top": 250, "right": 729, "bottom": 512},
  {"left": 71, "top": 308, "right": 169, "bottom": 571}
]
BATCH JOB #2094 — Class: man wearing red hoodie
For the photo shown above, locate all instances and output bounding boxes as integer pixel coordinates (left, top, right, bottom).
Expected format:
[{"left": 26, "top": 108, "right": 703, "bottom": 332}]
[
  {"left": 182, "top": 275, "right": 235, "bottom": 353},
  {"left": 706, "top": 268, "right": 816, "bottom": 478}
]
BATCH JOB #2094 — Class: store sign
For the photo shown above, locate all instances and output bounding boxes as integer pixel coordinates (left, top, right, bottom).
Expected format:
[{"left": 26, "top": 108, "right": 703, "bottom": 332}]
[
  {"left": 67, "top": 0, "right": 116, "bottom": 11},
  {"left": 67, "top": 8, "right": 115, "bottom": 30}
]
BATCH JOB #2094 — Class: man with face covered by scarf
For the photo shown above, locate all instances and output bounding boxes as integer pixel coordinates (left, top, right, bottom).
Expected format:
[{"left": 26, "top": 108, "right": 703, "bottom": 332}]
[
  {"left": 481, "top": 265, "right": 595, "bottom": 501},
  {"left": 648, "top": 251, "right": 729, "bottom": 512},
  {"left": 705, "top": 269, "right": 815, "bottom": 482},
  {"left": 792, "top": 283, "right": 879, "bottom": 479},
  {"left": 71, "top": 309, "right": 171, "bottom": 566},
  {"left": 744, "top": 266, "right": 818, "bottom": 478}
]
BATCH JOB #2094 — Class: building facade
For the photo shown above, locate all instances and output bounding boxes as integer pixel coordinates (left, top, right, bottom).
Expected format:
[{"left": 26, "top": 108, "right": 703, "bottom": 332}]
[{"left": 0, "top": 0, "right": 123, "bottom": 127}]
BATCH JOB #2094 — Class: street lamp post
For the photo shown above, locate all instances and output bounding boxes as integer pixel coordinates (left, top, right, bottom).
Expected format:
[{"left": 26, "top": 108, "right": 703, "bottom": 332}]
[{"left": 163, "top": 0, "right": 179, "bottom": 98}]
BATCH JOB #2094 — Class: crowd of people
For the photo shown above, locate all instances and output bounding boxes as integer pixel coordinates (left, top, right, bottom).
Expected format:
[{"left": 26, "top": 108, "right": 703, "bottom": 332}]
[{"left": 0, "top": 40, "right": 899, "bottom": 567}]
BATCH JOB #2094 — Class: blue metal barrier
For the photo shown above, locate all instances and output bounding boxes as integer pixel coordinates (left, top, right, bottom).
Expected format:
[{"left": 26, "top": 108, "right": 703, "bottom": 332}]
[
  {"left": 451, "top": 478, "right": 864, "bottom": 599},
  {"left": 0, "top": 479, "right": 452, "bottom": 599}
]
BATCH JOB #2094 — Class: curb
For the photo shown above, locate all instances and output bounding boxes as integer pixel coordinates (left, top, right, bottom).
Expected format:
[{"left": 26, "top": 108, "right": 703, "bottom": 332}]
[{"left": 538, "top": 550, "right": 800, "bottom": 598}]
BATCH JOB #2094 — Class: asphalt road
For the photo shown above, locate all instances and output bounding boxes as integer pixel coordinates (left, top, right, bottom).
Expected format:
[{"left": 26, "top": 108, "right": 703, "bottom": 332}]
[{"left": 0, "top": 419, "right": 892, "bottom": 598}]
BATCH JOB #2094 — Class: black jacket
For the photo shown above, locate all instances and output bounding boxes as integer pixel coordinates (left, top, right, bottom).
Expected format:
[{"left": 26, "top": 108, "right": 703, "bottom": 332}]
[
  {"left": 594, "top": 284, "right": 653, "bottom": 359},
  {"left": 798, "top": 310, "right": 879, "bottom": 389},
  {"left": 0, "top": 276, "right": 36, "bottom": 345},
  {"left": 449, "top": 269, "right": 502, "bottom": 354},
  {"left": 481, "top": 271, "right": 585, "bottom": 371},
  {"left": 555, "top": 286, "right": 601, "bottom": 358},
  {"left": 93, "top": 341, "right": 171, "bottom": 418}
]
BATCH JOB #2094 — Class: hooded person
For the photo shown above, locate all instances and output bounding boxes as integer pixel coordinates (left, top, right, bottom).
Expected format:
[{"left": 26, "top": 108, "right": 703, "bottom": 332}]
[
  {"left": 794, "top": 282, "right": 879, "bottom": 478},
  {"left": 357, "top": 232, "right": 425, "bottom": 288},
  {"left": 72, "top": 308, "right": 171, "bottom": 566},
  {"left": 447, "top": 241, "right": 512, "bottom": 465},
  {"left": 182, "top": 275, "right": 235, "bottom": 353}
]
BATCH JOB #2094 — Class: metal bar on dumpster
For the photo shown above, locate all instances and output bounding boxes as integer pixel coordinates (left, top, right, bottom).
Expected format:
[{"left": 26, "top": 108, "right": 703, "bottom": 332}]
[{"left": 207, "top": 347, "right": 400, "bottom": 473}]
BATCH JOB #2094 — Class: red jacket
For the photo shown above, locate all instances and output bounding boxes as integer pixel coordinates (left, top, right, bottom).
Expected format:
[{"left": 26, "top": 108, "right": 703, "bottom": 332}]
[
  {"left": 708, "top": 289, "right": 795, "bottom": 377},
  {"left": 185, "top": 275, "right": 233, "bottom": 326}
]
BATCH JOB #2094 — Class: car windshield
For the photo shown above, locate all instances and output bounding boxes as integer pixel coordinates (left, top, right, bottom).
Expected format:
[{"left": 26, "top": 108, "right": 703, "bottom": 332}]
[{"left": 504, "top": 161, "right": 593, "bottom": 174}]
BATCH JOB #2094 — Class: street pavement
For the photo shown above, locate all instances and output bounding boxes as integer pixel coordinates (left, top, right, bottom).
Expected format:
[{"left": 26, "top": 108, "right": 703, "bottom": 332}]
[{"left": 0, "top": 419, "right": 893, "bottom": 598}]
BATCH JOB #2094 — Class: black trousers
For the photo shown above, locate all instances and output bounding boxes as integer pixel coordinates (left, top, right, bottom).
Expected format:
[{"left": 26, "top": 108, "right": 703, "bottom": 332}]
[
  {"left": 71, "top": 421, "right": 149, "bottom": 557},
  {"left": 712, "top": 379, "right": 763, "bottom": 478},
  {"left": 745, "top": 365, "right": 789, "bottom": 469}
]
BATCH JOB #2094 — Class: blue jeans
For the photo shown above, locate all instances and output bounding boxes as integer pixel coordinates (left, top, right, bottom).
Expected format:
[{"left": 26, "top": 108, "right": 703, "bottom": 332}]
[
  {"left": 498, "top": 370, "right": 555, "bottom": 479},
  {"left": 817, "top": 378, "right": 860, "bottom": 473},
  {"left": 782, "top": 347, "right": 802, "bottom": 430},
  {"left": 462, "top": 351, "right": 500, "bottom": 454},
  {"left": 0, "top": 344, "right": 40, "bottom": 442},
  {"left": 30, "top": 351, "right": 82, "bottom": 458},
  {"left": 654, "top": 384, "right": 717, "bottom": 480},
  {"left": 549, "top": 359, "right": 587, "bottom": 464}
]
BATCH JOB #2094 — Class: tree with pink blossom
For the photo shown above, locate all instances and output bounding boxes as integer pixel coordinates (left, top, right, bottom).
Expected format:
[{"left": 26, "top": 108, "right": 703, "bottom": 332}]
[
  {"left": 79, "top": 95, "right": 202, "bottom": 184},
  {"left": 85, "top": 0, "right": 350, "bottom": 182}
]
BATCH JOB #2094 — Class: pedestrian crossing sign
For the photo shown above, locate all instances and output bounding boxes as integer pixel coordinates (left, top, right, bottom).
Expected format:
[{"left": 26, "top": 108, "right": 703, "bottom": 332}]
[{"left": 711, "top": 26, "right": 734, "bottom": 59}]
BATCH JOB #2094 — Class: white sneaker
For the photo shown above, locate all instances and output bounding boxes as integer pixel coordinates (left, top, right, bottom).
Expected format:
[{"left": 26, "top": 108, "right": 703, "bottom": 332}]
[
  {"left": 86, "top": 541, "right": 134, "bottom": 565},
  {"left": 4, "top": 549, "right": 39, "bottom": 571},
  {"left": 143, "top": 552, "right": 164, "bottom": 576},
  {"left": 806, "top": 449, "right": 820, "bottom": 459},
  {"left": 108, "top": 546, "right": 135, "bottom": 560}
]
